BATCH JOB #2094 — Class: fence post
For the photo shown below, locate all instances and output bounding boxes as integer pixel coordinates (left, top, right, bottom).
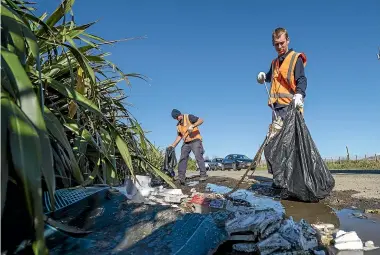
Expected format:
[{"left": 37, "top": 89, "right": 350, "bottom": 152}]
[
  {"left": 356, "top": 155, "right": 358, "bottom": 162},
  {"left": 339, "top": 157, "right": 341, "bottom": 164},
  {"left": 346, "top": 145, "right": 350, "bottom": 161},
  {"left": 376, "top": 154, "right": 378, "bottom": 162}
]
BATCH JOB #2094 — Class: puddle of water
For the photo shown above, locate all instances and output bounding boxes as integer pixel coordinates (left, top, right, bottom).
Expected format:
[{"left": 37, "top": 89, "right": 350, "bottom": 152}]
[
  {"left": 281, "top": 201, "right": 380, "bottom": 254},
  {"left": 281, "top": 200, "right": 340, "bottom": 227},
  {"left": 336, "top": 209, "right": 380, "bottom": 255}
]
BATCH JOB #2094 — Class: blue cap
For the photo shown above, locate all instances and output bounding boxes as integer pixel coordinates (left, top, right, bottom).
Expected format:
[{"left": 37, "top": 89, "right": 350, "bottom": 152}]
[{"left": 171, "top": 109, "right": 181, "bottom": 119}]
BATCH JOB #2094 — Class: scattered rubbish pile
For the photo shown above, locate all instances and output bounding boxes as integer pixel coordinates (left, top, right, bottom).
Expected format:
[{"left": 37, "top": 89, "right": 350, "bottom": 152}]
[
  {"left": 264, "top": 102, "right": 335, "bottom": 202},
  {"left": 115, "top": 175, "right": 188, "bottom": 205},
  {"left": 312, "top": 223, "right": 379, "bottom": 254},
  {"left": 116, "top": 178, "right": 379, "bottom": 255},
  {"left": 204, "top": 184, "right": 326, "bottom": 254}
]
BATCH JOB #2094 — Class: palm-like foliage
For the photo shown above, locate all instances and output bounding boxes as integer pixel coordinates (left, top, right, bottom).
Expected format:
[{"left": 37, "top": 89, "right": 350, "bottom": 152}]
[{"left": 1, "top": 0, "right": 174, "bottom": 253}]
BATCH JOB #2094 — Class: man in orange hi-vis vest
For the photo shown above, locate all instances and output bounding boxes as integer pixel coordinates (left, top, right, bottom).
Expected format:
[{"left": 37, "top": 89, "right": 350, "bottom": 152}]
[
  {"left": 257, "top": 27, "right": 307, "bottom": 121},
  {"left": 169, "top": 109, "right": 207, "bottom": 185}
]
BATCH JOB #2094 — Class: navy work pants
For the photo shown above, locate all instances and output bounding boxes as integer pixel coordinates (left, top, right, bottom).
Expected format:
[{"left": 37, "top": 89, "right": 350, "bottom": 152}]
[
  {"left": 272, "top": 106, "right": 289, "bottom": 122},
  {"left": 178, "top": 139, "right": 207, "bottom": 180}
]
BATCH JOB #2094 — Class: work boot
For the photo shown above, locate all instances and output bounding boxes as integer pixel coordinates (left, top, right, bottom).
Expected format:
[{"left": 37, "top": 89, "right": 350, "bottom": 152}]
[
  {"left": 176, "top": 176, "right": 186, "bottom": 185},
  {"left": 199, "top": 175, "right": 208, "bottom": 182}
]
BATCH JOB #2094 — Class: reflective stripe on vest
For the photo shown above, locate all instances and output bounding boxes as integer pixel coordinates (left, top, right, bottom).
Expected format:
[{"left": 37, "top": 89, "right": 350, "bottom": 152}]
[
  {"left": 270, "top": 93, "right": 294, "bottom": 99},
  {"left": 268, "top": 51, "right": 307, "bottom": 107},
  {"left": 177, "top": 114, "right": 202, "bottom": 143}
]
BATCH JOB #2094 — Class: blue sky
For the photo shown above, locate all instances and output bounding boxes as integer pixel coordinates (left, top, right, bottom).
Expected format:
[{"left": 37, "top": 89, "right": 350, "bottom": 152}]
[{"left": 39, "top": 0, "right": 380, "bottom": 159}]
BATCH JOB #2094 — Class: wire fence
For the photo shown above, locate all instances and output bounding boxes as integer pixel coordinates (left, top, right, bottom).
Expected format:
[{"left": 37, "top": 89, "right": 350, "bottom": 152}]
[
  {"left": 322, "top": 154, "right": 379, "bottom": 163},
  {"left": 257, "top": 154, "right": 379, "bottom": 166}
]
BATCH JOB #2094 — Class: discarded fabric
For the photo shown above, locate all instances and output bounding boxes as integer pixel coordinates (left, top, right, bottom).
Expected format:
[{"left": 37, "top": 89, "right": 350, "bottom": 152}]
[
  {"left": 224, "top": 207, "right": 319, "bottom": 254},
  {"left": 209, "top": 199, "right": 224, "bottom": 209}
]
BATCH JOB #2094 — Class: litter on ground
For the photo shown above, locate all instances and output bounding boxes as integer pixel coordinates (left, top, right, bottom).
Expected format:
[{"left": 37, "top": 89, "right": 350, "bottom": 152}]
[
  {"left": 113, "top": 176, "right": 378, "bottom": 254},
  {"left": 114, "top": 175, "right": 188, "bottom": 206}
]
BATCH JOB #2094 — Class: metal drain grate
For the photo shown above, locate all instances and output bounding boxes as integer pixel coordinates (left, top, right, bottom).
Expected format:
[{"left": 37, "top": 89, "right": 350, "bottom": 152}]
[{"left": 43, "top": 186, "right": 109, "bottom": 214}]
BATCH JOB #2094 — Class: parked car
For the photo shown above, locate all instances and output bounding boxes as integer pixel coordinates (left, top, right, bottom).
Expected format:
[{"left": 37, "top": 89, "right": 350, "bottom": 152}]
[
  {"left": 196, "top": 160, "right": 210, "bottom": 171},
  {"left": 221, "top": 154, "right": 252, "bottom": 171},
  {"left": 209, "top": 158, "right": 224, "bottom": 171}
]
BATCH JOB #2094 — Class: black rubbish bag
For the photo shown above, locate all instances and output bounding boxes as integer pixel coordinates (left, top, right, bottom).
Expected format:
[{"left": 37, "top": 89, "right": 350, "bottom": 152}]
[
  {"left": 264, "top": 102, "right": 335, "bottom": 202},
  {"left": 162, "top": 146, "right": 177, "bottom": 178},
  {"left": 151, "top": 146, "right": 177, "bottom": 187}
]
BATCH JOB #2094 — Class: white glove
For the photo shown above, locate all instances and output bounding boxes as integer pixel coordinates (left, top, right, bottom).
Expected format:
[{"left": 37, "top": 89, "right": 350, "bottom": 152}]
[
  {"left": 293, "top": 93, "right": 304, "bottom": 108},
  {"left": 187, "top": 125, "right": 194, "bottom": 133},
  {"left": 257, "top": 72, "right": 266, "bottom": 84}
]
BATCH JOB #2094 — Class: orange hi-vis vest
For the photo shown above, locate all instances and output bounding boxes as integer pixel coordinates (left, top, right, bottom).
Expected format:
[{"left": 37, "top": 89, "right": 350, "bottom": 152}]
[
  {"left": 268, "top": 51, "right": 307, "bottom": 107},
  {"left": 177, "top": 114, "right": 202, "bottom": 143}
]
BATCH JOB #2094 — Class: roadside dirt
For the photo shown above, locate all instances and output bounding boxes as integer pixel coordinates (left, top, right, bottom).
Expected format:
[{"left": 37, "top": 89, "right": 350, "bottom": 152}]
[
  {"left": 321, "top": 190, "right": 380, "bottom": 211},
  {"left": 182, "top": 170, "right": 380, "bottom": 211}
]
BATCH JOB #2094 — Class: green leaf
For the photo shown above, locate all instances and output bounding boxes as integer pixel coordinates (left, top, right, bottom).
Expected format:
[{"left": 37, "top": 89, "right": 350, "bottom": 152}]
[
  {"left": 45, "top": 0, "right": 75, "bottom": 28},
  {"left": 82, "top": 158, "right": 101, "bottom": 186},
  {"left": 51, "top": 145, "right": 71, "bottom": 187},
  {"left": 64, "top": 123, "right": 99, "bottom": 150},
  {"left": 1, "top": 94, "right": 10, "bottom": 217},
  {"left": 114, "top": 131, "right": 134, "bottom": 178},
  {"left": 44, "top": 107, "right": 83, "bottom": 183},
  {"left": 1, "top": 4, "right": 27, "bottom": 62},
  {"left": 41, "top": 40, "right": 95, "bottom": 85},
  {"left": 134, "top": 121, "right": 147, "bottom": 152},
  {"left": 2, "top": 92, "right": 47, "bottom": 254},
  {"left": 64, "top": 123, "right": 118, "bottom": 182},
  {"left": 1, "top": 47, "right": 55, "bottom": 210},
  {"left": 22, "top": 12, "right": 54, "bottom": 38},
  {"left": 81, "top": 32, "right": 106, "bottom": 43},
  {"left": 46, "top": 78, "right": 101, "bottom": 115},
  {"left": 67, "top": 22, "right": 96, "bottom": 38},
  {"left": 1, "top": 4, "right": 40, "bottom": 60},
  {"left": 100, "top": 128, "right": 116, "bottom": 168}
]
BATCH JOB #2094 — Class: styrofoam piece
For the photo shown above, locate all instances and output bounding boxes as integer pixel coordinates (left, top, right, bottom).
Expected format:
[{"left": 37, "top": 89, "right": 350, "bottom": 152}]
[
  {"left": 335, "top": 241, "right": 363, "bottom": 251},
  {"left": 335, "top": 231, "right": 361, "bottom": 244}
]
